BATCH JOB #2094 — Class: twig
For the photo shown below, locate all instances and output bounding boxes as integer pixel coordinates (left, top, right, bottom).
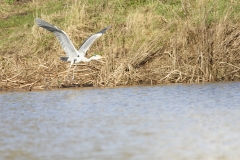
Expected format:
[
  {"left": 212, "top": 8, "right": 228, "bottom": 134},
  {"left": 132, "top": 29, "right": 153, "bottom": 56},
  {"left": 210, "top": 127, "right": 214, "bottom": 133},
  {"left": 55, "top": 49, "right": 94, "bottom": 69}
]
[{"left": 219, "top": 62, "right": 240, "bottom": 70}]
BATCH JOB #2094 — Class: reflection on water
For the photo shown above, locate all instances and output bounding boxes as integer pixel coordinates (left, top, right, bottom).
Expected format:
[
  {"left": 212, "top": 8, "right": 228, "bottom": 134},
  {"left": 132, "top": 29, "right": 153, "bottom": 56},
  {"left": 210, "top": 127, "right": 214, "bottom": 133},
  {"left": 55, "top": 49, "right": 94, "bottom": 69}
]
[{"left": 0, "top": 82, "right": 240, "bottom": 159}]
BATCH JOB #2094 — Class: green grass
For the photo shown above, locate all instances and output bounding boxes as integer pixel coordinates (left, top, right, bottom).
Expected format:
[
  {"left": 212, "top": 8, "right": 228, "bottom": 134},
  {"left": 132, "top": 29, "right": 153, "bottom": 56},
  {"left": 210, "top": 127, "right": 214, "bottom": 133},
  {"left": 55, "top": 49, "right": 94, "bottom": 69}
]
[
  {"left": 5, "top": 0, "right": 15, "bottom": 5},
  {"left": 0, "top": 0, "right": 67, "bottom": 48}
]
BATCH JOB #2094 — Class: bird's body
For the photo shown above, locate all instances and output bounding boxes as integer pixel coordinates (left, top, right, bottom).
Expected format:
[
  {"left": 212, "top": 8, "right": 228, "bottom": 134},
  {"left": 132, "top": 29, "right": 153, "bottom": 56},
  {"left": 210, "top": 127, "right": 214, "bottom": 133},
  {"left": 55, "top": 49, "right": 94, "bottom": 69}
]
[
  {"left": 60, "top": 54, "right": 103, "bottom": 63},
  {"left": 35, "top": 18, "right": 110, "bottom": 80}
]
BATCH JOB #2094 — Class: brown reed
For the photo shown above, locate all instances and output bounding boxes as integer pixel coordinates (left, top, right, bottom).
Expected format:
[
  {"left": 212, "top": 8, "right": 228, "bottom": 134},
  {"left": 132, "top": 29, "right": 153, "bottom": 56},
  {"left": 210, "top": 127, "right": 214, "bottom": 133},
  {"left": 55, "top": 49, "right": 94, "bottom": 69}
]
[{"left": 0, "top": 0, "right": 240, "bottom": 91}]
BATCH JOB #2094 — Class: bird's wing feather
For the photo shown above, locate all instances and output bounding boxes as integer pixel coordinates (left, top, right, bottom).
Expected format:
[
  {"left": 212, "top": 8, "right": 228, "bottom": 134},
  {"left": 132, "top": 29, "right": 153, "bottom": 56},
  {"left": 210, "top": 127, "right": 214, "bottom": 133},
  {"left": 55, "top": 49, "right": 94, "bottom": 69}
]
[
  {"left": 35, "top": 18, "right": 78, "bottom": 58},
  {"left": 78, "top": 26, "right": 110, "bottom": 57}
]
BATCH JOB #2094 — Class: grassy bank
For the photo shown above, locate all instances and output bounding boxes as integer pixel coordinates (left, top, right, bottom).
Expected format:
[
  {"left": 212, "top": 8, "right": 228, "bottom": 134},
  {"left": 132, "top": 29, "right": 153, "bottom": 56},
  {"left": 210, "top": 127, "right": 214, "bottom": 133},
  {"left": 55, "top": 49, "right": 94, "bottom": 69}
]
[{"left": 1, "top": 0, "right": 240, "bottom": 91}]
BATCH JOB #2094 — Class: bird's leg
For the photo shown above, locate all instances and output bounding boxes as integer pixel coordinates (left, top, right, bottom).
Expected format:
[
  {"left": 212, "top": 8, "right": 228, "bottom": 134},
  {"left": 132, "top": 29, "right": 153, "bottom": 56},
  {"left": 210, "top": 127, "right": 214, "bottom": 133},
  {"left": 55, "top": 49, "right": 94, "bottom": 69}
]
[
  {"left": 72, "top": 65, "right": 77, "bottom": 82},
  {"left": 65, "top": 64, "right": 72, "bottom": 82}
]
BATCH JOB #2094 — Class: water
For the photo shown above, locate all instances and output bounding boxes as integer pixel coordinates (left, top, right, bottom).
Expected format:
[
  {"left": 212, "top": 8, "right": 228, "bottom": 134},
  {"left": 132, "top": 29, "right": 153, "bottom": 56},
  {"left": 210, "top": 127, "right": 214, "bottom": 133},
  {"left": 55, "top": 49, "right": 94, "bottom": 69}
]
[{"left": 0, "top": 82, "right": 240, "bottom": 160}]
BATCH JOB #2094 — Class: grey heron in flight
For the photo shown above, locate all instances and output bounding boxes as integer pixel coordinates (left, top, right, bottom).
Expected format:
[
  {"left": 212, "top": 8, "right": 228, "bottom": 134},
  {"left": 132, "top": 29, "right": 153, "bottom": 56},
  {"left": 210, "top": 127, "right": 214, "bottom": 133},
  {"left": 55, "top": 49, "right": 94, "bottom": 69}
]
[{"left": 35, "top": 18, "right": 110, "bottom": 81}]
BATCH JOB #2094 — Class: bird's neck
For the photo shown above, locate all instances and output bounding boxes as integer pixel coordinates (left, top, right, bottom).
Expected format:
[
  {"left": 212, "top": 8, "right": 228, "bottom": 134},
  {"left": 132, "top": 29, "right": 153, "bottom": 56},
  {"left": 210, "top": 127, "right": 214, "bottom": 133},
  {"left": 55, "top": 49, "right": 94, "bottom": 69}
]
[
  {"left": 89, "top": 56, "right": 97, "bottom": 61},
  {"left": 82, "top": 57, "right": 91, "bottom": 62}
]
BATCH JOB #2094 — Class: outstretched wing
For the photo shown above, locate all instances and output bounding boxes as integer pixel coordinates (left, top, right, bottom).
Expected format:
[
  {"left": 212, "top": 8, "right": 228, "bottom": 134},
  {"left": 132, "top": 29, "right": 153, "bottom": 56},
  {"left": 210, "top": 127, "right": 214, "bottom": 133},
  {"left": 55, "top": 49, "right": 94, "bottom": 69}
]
[
  {"left": 35, "top": 18, "right": 78, "bottom": 58},
  {"left": 78, "top": 26, "right": 110, "bottom": 57}
]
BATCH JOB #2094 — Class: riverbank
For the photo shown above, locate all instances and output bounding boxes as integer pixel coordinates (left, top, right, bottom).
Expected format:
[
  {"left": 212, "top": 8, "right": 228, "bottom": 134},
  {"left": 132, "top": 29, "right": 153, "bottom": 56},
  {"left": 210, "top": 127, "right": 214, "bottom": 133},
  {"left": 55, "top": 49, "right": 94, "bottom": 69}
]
[{"left": 1, "top": 0, "right": 240, "bottom": 91}]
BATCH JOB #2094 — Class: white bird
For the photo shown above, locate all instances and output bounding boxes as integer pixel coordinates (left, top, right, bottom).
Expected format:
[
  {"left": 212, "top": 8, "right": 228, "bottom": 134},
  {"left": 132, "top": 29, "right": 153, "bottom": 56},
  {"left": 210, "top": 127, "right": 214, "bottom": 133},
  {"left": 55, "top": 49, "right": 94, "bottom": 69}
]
[{"left": 35, "top": 18, "right": 110, "bottom": 81}]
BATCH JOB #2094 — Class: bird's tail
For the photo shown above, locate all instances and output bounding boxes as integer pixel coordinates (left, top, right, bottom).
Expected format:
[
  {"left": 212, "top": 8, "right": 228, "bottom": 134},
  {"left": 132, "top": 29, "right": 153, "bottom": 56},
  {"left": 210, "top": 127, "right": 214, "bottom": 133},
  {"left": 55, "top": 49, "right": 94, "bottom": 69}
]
[{"left": 60, "top": 57, "right": 69, "bottom": 62}]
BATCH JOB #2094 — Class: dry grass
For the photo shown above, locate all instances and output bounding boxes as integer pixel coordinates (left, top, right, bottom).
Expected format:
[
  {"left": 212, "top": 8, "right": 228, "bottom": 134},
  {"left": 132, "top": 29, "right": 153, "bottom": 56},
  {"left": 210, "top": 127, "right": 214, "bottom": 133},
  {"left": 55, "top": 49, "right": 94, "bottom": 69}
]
[{"left": 0, "top": 0, "right": 240, "bottom": 91}]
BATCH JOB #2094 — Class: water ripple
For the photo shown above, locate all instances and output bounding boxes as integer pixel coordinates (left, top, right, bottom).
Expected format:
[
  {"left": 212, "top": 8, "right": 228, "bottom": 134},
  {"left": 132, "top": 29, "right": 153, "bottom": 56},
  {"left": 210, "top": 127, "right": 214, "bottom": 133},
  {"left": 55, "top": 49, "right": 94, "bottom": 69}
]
[{"left": 0, "top": 82, "right": 240, "bottom": 159}]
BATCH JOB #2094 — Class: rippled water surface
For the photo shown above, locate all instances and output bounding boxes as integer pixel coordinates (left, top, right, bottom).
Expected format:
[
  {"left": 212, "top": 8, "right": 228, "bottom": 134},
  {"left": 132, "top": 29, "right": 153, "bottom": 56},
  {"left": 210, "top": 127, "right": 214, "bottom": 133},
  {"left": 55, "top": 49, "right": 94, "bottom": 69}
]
[{"left": 1, "top": 82, "right": 240, "bottom": 160}]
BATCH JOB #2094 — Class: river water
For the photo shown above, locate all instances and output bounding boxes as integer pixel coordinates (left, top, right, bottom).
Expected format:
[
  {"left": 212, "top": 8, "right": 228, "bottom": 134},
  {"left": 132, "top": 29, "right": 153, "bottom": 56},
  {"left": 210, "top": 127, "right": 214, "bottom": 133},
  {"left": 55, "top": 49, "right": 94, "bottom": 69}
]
[{"left": 0, "top": 82, "right": 240, "bottom": 160}]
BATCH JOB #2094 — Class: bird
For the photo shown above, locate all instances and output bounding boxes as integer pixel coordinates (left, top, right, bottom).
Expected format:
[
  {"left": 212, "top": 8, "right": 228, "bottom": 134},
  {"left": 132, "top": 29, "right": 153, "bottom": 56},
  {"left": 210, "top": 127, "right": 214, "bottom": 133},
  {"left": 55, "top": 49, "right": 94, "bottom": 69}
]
[{"left": 35, "top": 18, "right": 110, "bottom": 81}]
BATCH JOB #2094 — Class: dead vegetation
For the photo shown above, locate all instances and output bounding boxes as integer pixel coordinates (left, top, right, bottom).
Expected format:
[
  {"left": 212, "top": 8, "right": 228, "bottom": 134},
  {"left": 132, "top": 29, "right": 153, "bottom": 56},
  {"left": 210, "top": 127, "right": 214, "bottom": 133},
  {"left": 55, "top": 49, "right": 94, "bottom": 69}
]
[{"left": 0, "top": 0, "right": 240, "bottom": 91}]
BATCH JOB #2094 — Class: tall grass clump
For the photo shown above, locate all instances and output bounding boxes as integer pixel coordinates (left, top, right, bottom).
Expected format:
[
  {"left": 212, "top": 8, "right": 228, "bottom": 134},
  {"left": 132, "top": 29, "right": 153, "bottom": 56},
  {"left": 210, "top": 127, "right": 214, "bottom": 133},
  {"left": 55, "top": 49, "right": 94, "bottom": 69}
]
[
  {"left": 161, "top": 0, "right": 240, "bottom": 83},
  {"left": 0, "top": 0, "right": 240, "bottom": 91}
]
